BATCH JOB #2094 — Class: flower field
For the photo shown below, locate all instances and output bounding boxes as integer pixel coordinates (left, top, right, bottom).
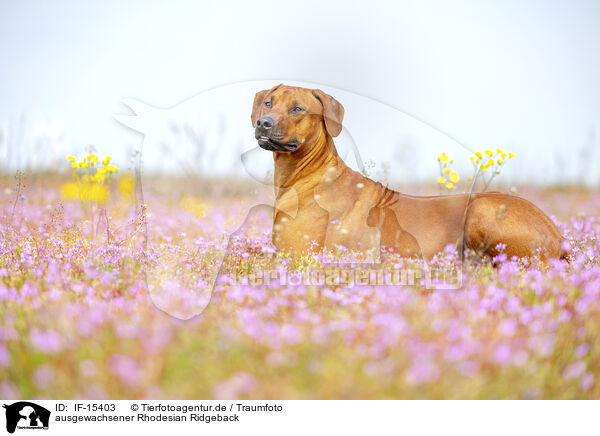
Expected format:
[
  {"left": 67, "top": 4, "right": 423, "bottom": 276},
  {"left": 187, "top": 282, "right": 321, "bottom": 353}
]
[{"left": 1, "top": 172, "right": 599, "bottom": 400}]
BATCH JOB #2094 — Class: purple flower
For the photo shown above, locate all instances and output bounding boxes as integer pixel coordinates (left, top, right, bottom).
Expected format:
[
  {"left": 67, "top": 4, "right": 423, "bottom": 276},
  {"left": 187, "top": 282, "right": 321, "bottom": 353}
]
[
  {"left": 32, "top": 364, "right": 54, "bottom": 390},
  {"left": 280, "top": 324, "right": 301, "bottom": 345},
  {"left": 405, "top": 359, "right": 441, "bottom": 386},
  {"left": 562, "top": 361, "right": 586, "bottom": 380},
  {"left": 458, "top": 360, "right": 480, "bottom": 377},
  {"left": 212, "top": 372, "right": 258, "bottom": 400},
  {"left": 0, "top": 344, "right": 10, "bottom": 367},
  {"left": 581, "top": 373, "right": 594, "bottom": 390},
  {"left": 109, "top": 354, "right": 142, "bottom": 388},
  {"left": 29, "top": 329, "right": 62, "bottom": 354},
  {"left": 575, "top": 343, "right": 590, "bottom": 358},
  {"left": 494, "top": 343, "right": 512, "bottom": 364},
  {"left": 499, "top": 319, "right": 517, "bottom": 337},
  {"left": 0, "top": 381, "right": 20, "bottom": 399}
]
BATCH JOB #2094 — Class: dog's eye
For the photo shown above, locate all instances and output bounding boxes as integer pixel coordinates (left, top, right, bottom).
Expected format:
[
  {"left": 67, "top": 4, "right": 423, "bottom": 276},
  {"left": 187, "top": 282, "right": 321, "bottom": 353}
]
[
  {"left": 293, "top": 106, "right": 304, "bottom": 113},
  {"left": 264, "top": 101, "right": 271, "bottom": 108}
]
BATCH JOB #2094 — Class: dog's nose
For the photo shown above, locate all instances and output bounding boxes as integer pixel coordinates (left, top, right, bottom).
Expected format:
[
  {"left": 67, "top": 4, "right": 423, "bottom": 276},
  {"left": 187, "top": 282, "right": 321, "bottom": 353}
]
[{"left": 256, "top": 116, "right": 274, "bottom": 130}]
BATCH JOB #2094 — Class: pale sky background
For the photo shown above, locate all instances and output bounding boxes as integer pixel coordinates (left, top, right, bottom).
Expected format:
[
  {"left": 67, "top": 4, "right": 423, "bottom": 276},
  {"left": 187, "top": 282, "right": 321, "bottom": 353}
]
[{"left": 0, "top": 0, "right": 599, "bottom": 186}]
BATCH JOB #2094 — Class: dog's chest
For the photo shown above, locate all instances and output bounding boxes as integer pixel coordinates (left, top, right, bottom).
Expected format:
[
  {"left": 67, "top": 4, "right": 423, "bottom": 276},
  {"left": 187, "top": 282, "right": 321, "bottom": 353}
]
[{"left": 272, "top": 202, "right": 329, "bottom": 253}]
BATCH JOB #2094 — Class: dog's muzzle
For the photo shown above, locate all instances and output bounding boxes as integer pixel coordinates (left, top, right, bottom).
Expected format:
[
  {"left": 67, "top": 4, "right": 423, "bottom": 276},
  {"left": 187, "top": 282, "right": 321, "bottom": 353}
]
[{"left": 255, "top": 116, "right": 298, "bottom": 152}]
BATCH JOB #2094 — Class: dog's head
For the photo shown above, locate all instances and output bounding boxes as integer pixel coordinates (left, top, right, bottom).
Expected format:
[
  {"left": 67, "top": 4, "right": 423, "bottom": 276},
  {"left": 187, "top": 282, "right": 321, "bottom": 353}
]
[{"left": 251, "top": 84, "right": 344, "bottom": 153}]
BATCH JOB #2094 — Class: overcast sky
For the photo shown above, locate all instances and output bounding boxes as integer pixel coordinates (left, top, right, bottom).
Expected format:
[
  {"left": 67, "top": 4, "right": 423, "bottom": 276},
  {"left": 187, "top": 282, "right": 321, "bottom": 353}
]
[{"left": 1, "top": 0, "right": 599, "bottom": 185}]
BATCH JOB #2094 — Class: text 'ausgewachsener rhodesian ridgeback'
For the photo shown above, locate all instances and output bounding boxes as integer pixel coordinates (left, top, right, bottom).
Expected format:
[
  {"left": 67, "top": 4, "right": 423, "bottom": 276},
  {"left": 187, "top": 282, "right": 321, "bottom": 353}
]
[{"left": 252, "top": 84, "right": 568, "bottom": 262}]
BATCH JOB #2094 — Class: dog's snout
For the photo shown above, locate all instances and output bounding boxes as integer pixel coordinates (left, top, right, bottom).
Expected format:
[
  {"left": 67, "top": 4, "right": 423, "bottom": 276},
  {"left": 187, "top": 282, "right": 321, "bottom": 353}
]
[{"left": 256, "top": 116, "right": 274, "bottom": 131}]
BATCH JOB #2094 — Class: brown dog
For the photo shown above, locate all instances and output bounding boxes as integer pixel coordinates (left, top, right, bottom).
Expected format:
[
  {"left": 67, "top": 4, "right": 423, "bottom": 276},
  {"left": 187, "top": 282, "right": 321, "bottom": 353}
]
[{"left": 252, "top": 84, "right": 567, "bottom": 261}]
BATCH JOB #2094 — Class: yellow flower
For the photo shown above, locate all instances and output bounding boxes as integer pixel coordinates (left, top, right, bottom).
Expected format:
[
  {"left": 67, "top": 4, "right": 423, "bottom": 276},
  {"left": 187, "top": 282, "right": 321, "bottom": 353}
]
[
  {"left": 60, "top": 182, "right": 108, "bottom": 203},
  {"left": 485, "top": 149, "right": 494, "bottom": 156},
  {"left": 438, "top": 176, "right": 446, "bottom": 184},
  {"left": 445, "top": 182, "right": 454, "bottom": 190},
  {"left": 497, "top": 160, "right": 504, "bottom": 165},
  {"left": 60, "top": 182, "right": 79, "bottom": 200},
  {"left": 118, "top": 174, "right": 135, "bottom": 198},
  {"left": 438, "top": 153, "right": 448, "bottom": 162},
  {"left": 469, "top": 156, "right": 476, "bottom": 162},
  {"left": 450, "top": 172, "right": 460, "bottom": 183},
  {"left": 508, "top": 152, "right": 515, "bottom": 158},
  {"left": 496, "top": 148, "right": 503, "bottom": 154},
  {"left": 468, "top": 176, "right": 473, "bottom": 181},
  {"left": 84, "top": 184, "right": 108, "bottom": 203},
  {"left": 501, "top": 152, "right": 507, "bottom": 159},
  {"left": 475, "top": 151, "right": 483, "bottom": 159},
  {"left": 479, "top": 165, "right": 487, "bottom": 171},
  {"left": 180, "top": 195, "right": 207, "bottom": 217},
  {"left": 443, "top": 168, "right": 451, "bottom": 174},
  {"left": 488, "top": 158, "right": 495, "bottom": 166},
  {"left": 63, "top": 152, "right": 118, "bottom": 204}
]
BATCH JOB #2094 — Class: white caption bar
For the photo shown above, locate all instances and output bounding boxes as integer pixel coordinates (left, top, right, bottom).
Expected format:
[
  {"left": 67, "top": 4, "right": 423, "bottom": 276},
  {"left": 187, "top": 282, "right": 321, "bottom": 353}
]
[{"left": 0, "top": 400, "right": 596, "bottom": 436}]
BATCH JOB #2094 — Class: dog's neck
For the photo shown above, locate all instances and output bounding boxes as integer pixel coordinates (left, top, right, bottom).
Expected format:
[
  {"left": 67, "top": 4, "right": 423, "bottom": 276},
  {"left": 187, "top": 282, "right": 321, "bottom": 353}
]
[{"left": 272, "top": 132, "right": 346, "bottom": 198}]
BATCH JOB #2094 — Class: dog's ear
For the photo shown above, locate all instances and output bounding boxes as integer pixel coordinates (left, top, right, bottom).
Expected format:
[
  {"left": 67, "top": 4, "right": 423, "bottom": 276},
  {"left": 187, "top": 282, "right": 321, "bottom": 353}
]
[
  {"left": 251, "top": 84, "right": 283, "bottom": 127},
  {"left": 312, "top": 89, "right": 344, "bottom": 137},
  {"left": 251, "top": 89, "right": 268, "bottom": 127}
]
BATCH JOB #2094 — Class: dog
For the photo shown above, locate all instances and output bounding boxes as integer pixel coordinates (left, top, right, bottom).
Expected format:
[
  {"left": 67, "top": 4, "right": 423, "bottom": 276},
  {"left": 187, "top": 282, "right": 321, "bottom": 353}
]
[{"left": 252, "top": 84, "right": 567, "bottom": 261}]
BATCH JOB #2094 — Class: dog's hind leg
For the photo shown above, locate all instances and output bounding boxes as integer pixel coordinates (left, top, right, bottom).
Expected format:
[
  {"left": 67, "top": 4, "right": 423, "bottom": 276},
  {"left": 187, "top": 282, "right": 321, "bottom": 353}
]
[{"left": 463, "top": 195, "right": 562, "bottom": 261}]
